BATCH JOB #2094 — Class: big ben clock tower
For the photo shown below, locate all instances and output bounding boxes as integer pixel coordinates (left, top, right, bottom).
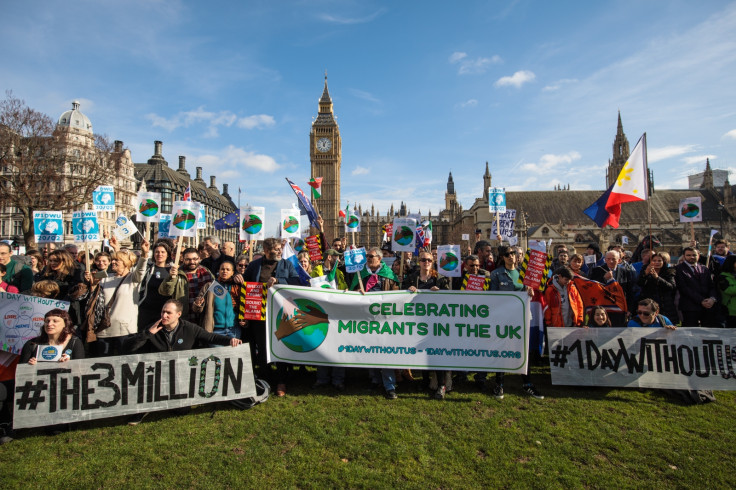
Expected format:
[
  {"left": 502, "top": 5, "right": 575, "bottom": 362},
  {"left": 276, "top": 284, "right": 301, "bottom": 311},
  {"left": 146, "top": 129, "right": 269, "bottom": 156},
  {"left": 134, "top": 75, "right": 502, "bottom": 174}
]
[{"left": 310, "top": 75, "right": 342, "bottom": 241}]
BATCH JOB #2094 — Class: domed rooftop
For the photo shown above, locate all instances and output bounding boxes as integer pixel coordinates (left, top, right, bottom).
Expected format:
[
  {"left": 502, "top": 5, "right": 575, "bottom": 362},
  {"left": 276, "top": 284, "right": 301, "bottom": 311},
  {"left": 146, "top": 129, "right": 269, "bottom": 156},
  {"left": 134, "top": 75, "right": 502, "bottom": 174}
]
[{"left": 57, "top": 101, "right": 93, "bottom": 133}]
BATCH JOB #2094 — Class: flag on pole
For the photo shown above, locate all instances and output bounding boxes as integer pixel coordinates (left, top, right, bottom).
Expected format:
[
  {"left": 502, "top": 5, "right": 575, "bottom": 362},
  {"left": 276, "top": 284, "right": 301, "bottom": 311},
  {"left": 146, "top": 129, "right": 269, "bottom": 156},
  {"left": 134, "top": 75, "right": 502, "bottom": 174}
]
[
  {"left": 584, "top": 134, "right": 648, "bottom": 228},
  {"left": 283, "top": 241, "right": 311, "bottom": 285},
  {"left": 285, "top": 178, "right": 320, "bottom": 228},
  {"left": 339, "top": 202, "right": 348, "bottom": 218},
  {"left": 308, "top": 177, "right": 323, "bottom": 199},
  {"left": 183, "top": 182, "right": 192, "bottom": 202}
]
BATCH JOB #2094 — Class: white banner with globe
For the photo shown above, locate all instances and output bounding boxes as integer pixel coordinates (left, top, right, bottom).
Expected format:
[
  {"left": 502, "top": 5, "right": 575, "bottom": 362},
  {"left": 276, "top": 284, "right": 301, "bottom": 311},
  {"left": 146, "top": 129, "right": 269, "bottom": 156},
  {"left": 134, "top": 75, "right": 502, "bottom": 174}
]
[{"left": 266, "top": 286, "right": 530, "bottom": 373}]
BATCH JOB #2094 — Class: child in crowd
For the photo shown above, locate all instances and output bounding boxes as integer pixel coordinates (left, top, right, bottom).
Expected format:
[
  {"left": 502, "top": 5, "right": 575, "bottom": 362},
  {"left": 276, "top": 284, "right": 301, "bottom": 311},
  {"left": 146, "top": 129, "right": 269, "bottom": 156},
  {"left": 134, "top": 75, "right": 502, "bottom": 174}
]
[
  {"left": 587, "top": 306, "right": 612, "bottom": 327},
  {"left": 0, "top": 264, "right": 19, "bottom": 293}
]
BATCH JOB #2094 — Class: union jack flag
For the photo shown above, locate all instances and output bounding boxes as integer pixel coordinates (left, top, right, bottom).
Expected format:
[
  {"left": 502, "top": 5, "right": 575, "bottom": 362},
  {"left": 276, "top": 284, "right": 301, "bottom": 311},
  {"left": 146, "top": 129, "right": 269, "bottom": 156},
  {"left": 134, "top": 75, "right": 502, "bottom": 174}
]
[
  {"left": 285, "top": 178, "right": 320, "bottom": 228},
  {"left": 183, "top": 182, "right": 192, "bottom": 201}
]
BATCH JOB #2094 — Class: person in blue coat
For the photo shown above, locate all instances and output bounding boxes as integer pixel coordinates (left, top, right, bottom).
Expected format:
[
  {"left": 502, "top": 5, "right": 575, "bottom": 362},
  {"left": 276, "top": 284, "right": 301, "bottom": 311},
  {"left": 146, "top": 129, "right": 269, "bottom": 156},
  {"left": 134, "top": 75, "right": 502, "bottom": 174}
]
[{"left": 242, "top": 238, "right": 301, "bottom": 397}]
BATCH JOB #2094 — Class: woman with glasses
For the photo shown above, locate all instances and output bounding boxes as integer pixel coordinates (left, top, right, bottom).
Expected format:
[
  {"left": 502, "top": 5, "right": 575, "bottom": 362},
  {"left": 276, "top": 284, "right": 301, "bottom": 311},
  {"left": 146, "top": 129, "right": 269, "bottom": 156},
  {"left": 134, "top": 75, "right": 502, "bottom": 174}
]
[
  {"left": 403, "top": 250, "right": 449, "bottom": 292},
  {"left": 627, "top": 298, "right": 676, "bottom": 329},
  {"left": 137, "top": 241, "right": 178, "bottom": 330},
  {"left": 489, "top": 246, "right": 543, "bottom": 400},
  {"left": 402, "top": 250, "right": 450, "bottom": 399},
  {"left": 198, "top": 260, "right": 244, "bottom": 345},
  {"left": 637, "top": 251, "right": 677, "bottom": 322}
]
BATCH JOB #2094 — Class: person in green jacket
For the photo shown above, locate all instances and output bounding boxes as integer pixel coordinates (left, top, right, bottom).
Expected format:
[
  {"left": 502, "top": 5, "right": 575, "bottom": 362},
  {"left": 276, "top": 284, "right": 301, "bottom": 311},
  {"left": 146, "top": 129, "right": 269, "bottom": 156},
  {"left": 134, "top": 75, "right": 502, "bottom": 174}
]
[{"left": 717, "top": 255, "right": 736, "bottom": 328}]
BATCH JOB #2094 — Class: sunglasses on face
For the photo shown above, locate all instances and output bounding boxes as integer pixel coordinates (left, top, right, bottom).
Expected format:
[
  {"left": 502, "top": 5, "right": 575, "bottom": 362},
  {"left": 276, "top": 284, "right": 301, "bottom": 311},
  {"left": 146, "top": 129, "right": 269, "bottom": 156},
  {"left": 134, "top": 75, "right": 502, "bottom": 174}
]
[
  {"left": 503, "top": 252, "right": 514, "bottom": 257},
  {"left": 637, "top": 310, "right": 653, "bottom": 317},
  {"left": 366, "top": 254, "right": 378, "bottom": 259},
  {"left": 419, "top": 258, "right": 433, "bottom": 263}
]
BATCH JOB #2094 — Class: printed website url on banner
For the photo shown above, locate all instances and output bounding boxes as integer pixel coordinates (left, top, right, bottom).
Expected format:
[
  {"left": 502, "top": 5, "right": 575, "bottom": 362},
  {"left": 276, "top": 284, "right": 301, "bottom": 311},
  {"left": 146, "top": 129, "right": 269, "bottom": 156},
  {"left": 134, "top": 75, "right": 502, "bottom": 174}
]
[{"left": 337, "top": 345, "right": 521, "bottom": 358}]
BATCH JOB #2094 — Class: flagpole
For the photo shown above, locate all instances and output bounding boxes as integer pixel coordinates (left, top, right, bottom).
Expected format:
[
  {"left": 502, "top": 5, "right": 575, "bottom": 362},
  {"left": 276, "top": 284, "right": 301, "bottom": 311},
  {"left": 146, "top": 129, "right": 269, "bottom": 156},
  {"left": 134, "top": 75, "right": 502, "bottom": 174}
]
[{"left": 643, "top": 133, "right": 654, "bottom": 255}]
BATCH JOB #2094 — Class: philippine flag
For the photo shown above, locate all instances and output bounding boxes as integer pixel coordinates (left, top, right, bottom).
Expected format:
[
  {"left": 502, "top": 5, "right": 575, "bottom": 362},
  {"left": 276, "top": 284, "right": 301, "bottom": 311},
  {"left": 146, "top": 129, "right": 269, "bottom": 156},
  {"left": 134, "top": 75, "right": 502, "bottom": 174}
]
[{"left": 584, "top": 133, "right": 648, "bottom": 228}]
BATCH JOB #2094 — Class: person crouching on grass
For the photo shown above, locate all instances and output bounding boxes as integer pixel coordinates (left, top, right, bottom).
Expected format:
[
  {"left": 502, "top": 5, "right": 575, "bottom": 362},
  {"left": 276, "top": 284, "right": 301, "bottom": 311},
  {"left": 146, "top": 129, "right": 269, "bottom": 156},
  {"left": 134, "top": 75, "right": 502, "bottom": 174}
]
[{"left": 124, "top": 299, "right": 242, "bottom": 425}]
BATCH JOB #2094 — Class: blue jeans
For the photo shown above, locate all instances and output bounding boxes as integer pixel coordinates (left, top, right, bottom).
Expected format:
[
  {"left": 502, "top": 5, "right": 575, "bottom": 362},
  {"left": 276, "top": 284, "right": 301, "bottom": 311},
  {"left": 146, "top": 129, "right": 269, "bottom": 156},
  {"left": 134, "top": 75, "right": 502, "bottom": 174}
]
[
  {"left": 380, "top": 369, "right": 396, "bottom": 391},
  {"left": 211, "top": 326, "right": 241, "bottom": 348},
  {"left": 316, "top": 366, "right": 346, "bottom": 385}
]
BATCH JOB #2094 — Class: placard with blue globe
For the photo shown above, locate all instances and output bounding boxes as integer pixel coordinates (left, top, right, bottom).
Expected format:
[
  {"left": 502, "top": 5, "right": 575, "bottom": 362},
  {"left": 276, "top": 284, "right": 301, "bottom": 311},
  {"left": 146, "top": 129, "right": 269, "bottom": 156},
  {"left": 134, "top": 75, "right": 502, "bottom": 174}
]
[{"left": 274, "top": 299, "right": 329, "bottom": 353}]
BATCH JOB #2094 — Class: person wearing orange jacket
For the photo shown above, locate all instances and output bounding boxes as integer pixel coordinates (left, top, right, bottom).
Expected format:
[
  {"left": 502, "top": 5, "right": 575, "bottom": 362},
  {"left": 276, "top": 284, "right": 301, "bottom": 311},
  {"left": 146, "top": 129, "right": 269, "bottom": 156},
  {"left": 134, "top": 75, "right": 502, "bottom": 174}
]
[{"left": 544, "top": 266, "right": 584, "bottom": 327}]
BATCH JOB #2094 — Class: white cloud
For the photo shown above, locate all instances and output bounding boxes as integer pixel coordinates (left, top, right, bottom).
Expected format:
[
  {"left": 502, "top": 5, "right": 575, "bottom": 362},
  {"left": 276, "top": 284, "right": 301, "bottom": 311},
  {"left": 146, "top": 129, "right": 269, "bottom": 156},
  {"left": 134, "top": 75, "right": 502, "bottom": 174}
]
[
  {"left": 220, "top": 145, "right": 280, "bottom": 172},
  {"left": 147, "top": 107, "right": 275, "bottom": 136},
  {"left": 318, "top": 8, "right": 386, "bottom": 25},
  {"left": 349, "top": 89, "right": 381, "bottom": 104},
  {"left": 519, "top": 151, "right": 582, "bottom": 174},
  {"left": 542, "top": 78, "right": 579, "bottom": 92},
  {"left": 647, "top": 144, "right": 697, "bottom": 162},
  {"left": 724, "top": 129, "right": 736, "bottom": 140},
  {"left": 352, "top": 166, "right": 370, "bottom": 176},
  {"left": 237, "top": 114, "right": 276, "bottom": 130},
  {"left": 494, "top": 70, "right": 535, "bottom": 88},
  {"left": 449, "top": 51, "right": 502, "bottom": 75},
  {"left": 682, "top": 155, "right": 716, "bottom": 165},
  {"left": 458, "top": 99, "right": 478, "bottom": 108},
  {"left": 449, "top": 52, "right": 467, "bottom": 63}
]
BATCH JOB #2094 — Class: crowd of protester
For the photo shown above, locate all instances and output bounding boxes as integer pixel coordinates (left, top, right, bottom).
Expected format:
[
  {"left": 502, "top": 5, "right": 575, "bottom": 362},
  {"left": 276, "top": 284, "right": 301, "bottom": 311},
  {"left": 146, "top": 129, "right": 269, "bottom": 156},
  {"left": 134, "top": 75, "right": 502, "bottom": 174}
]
[{"left": 0, "top": 228, "right": 730, "bottom": 441}]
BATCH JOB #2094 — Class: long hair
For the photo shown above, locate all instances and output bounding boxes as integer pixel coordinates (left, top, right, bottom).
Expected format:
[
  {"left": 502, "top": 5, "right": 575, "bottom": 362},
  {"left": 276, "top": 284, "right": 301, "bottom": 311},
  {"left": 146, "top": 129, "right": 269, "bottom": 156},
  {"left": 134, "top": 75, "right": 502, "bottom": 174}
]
[
  {"left": 39, "top": 309, "right": 74, "bottom": 344},
  {"left": 43, "top": 250, "right": 75, "bottom": 280}
]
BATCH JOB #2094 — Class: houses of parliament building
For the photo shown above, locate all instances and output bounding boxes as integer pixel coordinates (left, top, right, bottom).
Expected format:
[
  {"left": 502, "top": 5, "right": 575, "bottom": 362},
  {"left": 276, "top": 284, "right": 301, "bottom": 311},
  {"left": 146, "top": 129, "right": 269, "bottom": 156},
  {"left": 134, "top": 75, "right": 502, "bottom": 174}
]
[{"left": 310, "top": 81, "right": 733, "bottom": 257}]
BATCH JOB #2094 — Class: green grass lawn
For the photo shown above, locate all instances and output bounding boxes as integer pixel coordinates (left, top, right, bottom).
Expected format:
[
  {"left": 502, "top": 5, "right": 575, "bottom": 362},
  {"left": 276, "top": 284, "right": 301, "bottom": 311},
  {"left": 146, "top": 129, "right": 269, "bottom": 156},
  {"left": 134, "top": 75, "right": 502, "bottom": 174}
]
[{"left": 2, "top": 365, "right": 734, "bottom": 489}]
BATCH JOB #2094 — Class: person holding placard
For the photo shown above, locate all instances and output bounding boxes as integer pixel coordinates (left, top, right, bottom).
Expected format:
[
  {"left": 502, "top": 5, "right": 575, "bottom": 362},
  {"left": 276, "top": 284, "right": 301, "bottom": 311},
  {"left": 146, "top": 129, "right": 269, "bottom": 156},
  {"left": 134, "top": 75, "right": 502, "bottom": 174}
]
[
  {"left": 137, "top": 241, "right": 176, "bottom": 330},
  {"left": 242, "top": 238, "right": 301, "bottom": 396},
  {"left": 17, "top": 309, "right": 84, "bottom": 435},
  {"left": 403, "top": 250, "right": 450, "bottom": 399},
  {"left": 489, "top": 246, "right": 542, "bottom": 400},
  {"left": 20, "top": 309, "right": 84, "bottom": 365},
  {"left": 85, "top": 241, "right": 149, "bottom": 357}
]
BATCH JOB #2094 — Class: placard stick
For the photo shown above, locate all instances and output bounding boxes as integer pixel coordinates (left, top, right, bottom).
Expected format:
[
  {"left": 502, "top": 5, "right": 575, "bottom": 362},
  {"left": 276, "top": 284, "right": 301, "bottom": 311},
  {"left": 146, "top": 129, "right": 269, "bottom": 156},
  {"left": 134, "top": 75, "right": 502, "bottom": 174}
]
[
  {"left": 399, "top": 251, "right": 405, "bottom": 287},
  {"left": 690, "top": 222, "right": 695, "bottom": 244},
  {"left": 83, "top": 204, "right": 91, "bottom": 274},
  {"left": 146, "top": 222, "right": 151, "bottom": 243},
  {"left": 173, "top": 236, "right": 184, "bottom": 267},
  {"left": 249, "top": 240, "right": 254, "bottom": 262}
]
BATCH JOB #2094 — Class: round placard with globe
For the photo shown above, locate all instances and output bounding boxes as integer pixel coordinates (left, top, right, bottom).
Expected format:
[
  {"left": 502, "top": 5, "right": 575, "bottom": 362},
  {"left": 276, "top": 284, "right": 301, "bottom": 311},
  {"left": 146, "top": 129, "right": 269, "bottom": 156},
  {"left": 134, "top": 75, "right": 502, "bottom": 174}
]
[{"left": 275, "top": 299, "right": 329, "bottom": 353}]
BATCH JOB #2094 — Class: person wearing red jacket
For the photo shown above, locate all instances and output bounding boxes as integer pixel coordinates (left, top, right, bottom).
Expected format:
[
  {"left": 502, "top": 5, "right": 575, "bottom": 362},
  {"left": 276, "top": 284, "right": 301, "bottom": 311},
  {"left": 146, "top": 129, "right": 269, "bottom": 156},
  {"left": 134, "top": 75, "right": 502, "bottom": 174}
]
[{"left": 544, "top": 267, "right": 584, "bottom": 327}]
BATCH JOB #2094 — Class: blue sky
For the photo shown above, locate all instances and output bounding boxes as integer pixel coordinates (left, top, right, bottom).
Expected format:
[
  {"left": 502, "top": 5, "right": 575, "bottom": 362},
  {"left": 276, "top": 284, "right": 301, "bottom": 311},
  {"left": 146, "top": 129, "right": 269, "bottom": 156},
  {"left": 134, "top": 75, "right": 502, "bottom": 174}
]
[{"left": 3, "top": 0, "right": 736, "bottom": 229}]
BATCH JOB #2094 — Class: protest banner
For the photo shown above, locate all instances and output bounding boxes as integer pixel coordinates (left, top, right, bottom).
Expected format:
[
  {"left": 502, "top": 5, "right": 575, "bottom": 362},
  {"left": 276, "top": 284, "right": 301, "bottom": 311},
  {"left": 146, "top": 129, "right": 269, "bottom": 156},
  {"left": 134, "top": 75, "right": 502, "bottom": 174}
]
[
  {"left": 519, "top": 241, "right": 550, "bottom": 290},
  {"left": 1, "top": 292, "right": 70, "bottom": 355},
  {"left": 92, "top": 185, "right": 115, "bottom": 211},
  {"left": 305, "top": 235, "right": 322, "bottom": 262},
  {"left": 112, "top": 215, "right": 139, "bottom": 241},
  {"left": 136, "top": 192, "right": 162, "bottom": 222},
  {"left": 344, "top": 247, "right": 367, "bottom": 274},
  {"left": 266, "top": 286, "right": 529, "bottom": 372},
  {"left": 33, "top": 211, "right": 64, "bottom": 243},
  {"left": 462, "top": 274, "right": 489, "bottom": 291},
  {"left": 345, "top": 206, "right": 360, "bottom": 233},
  {"left": 391, "top": 217, "right": 417, "bottom": 252},
  {"left": 437, "top": 245, "right": 461, "bottom": 278},
  {"left": 548, "top": 327, "right": 736, "bottom": 390},
  {"left": 170, "top": 201, "right": 199, "bottom": 238},
  {"left": 679, "top": 197, "right": 703, "bottom": 223},
  {"left": 491, "top": 210, "right": 516, "bottom": 240},
  {"left": 157, "top": 214, "right": 172, "bottom": 239},
  {"left": 72, "top": 210, "right": 100, "bottom": 242},
  {"left": 13, "top": 345, "right": 257, "bottom": 429},
  {"left": 281, "top": 209, "right": 301, "bottom": 238},
  {"left": 197, "top": 204, "right": 207, "bottom": 229},
  {"left": 488, "top": 187, "right": 506, "bottom": 214},
  {"left": 240, "top": 206, "right": 265, "bottom": 241},
  {"left": 239, "top": 282, "right": 267, "bottom": 321}
]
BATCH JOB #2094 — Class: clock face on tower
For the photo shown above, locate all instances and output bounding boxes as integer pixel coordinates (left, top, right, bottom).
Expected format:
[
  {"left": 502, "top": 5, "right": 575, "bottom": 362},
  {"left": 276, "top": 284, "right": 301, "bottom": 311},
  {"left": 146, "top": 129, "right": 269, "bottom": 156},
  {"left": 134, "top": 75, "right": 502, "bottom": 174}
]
[{"left": 316, "top": 137, "right": 332, "bottom": 153}]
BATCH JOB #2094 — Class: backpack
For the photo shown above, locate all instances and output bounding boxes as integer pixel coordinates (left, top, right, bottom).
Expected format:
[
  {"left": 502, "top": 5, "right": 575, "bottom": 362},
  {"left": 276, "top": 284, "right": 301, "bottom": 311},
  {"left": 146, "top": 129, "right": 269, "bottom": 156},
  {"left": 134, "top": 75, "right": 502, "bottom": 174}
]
[{"left": 229, "top": 378, "right": 270, "bottom": 410}]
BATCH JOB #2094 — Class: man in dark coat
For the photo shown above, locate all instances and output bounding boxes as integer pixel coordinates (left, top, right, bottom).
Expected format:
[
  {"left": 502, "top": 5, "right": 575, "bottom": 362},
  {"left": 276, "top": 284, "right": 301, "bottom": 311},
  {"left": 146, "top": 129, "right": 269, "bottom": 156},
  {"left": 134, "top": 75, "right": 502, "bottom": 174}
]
[{"left": 676, "top": 247, "right": 718, "bottom": 327}]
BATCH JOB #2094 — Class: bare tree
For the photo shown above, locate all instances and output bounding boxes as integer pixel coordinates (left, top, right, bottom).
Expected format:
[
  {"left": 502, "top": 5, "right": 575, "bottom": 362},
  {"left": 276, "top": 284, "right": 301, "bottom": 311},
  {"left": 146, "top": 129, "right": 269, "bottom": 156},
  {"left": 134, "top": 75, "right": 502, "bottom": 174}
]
[{"left": 0, "top": 91, "right": 113, "bottom": 249}]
